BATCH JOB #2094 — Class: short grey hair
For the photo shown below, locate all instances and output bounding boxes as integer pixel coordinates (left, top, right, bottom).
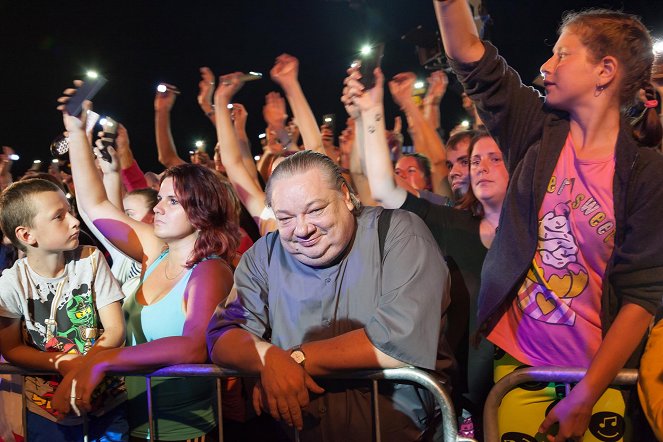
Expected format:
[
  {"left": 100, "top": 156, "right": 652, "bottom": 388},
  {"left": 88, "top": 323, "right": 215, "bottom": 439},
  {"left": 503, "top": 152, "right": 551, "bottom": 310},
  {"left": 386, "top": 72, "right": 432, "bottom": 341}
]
[{"left": 265, "top": 150, "right": 361, "bottom": 213}]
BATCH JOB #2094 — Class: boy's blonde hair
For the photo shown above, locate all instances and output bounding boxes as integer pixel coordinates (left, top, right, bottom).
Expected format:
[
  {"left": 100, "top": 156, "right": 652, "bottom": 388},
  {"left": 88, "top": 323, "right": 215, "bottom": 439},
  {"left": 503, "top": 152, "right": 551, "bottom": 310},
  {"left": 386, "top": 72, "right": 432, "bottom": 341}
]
[{"left": 0, "top": 179, "right": 63, "bottom": 252}]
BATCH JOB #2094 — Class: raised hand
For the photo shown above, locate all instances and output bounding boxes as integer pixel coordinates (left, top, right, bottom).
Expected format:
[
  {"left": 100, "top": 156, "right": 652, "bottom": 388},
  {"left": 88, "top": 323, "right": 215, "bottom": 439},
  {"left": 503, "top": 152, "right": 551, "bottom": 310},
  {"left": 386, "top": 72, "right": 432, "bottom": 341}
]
[
  {"left": 56, "top": 81, "right": 90, "bottom": 133},
  {"left": 263, "top": 92, "right": 287, "bottom": 130},
  {"left": 93, "top": 139, "right": 119, "bottom": 175},
  {"left": 214, "top": 73, "right": 245, "bottom": 106},
  {"left": 154, "top": 83, "right": 179, "bottom": 112},
  {"left": 343, "top": 66, "right": 385, "bottom": 113},
  {"left": 388, "top": 72, "right": 417, "bottom": 110},
  {"left": 197, "top": 66, "right": 216, "bottom": 113},
  {"left": 424, "top": 70, "right": 449, "bottom": 103},
  {"left": 0, "top": 146, "right": 15, "bottom": 167},
  {"left": 341, "top": 68, "right": 361, "bottom": 120},
  {"left": 270, "top": 54, "right": 300, "bottom": 89},
  {"left": 231, "top": 103, "right": 248, "bottom": 131},
  {"left": 114, "top": 124, "right": 130, "bottom": 156},
  {"left": 191, "top": 150, "right": 214, "bottom": 169}
]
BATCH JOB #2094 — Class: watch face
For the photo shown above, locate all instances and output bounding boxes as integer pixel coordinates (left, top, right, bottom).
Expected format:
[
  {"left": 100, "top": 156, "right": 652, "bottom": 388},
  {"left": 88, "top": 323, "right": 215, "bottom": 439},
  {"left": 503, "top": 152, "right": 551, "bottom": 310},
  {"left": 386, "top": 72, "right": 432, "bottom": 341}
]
[{"left": 291, "top": 350, "right": 306, "bottom": 365}]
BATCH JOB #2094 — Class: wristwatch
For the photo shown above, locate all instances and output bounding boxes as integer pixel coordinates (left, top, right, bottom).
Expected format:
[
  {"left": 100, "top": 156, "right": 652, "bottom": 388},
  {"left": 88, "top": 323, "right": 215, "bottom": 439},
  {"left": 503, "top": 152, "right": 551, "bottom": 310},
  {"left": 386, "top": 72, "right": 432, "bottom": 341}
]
[{"left": 290, "top": 345, "right": 306, "bottom": 368}]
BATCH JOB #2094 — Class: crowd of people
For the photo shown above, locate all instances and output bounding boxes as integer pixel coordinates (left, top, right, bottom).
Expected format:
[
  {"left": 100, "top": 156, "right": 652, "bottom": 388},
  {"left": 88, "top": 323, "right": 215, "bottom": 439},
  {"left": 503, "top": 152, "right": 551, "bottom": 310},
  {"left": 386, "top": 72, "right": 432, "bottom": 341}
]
[{"left": 1, "top": 1, "right": 663, "bottom": 441}]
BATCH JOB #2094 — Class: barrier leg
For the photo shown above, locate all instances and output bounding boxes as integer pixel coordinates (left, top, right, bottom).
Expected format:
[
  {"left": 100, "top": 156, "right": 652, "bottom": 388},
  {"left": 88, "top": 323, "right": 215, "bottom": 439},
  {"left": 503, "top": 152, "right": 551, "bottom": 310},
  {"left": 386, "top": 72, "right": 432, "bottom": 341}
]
[
  {"left": 216, "top": 378, "right": 224, "bottom": 442},
  {"left": 83, "top": 412, "right": 89, "bottom": 442},
  {"left": 372, "top": 379, "right": 381, "bottom": 442},
  {"left": 146, "top": 377, "right": 155, "bottom": 442}
]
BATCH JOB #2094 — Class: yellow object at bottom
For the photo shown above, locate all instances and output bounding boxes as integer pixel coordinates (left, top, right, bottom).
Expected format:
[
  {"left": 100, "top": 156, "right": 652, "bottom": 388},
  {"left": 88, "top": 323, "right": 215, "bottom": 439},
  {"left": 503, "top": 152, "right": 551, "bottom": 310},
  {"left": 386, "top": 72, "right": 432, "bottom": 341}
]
[{"left": 494, "top": 352, "right": 629, "bottom": 442}]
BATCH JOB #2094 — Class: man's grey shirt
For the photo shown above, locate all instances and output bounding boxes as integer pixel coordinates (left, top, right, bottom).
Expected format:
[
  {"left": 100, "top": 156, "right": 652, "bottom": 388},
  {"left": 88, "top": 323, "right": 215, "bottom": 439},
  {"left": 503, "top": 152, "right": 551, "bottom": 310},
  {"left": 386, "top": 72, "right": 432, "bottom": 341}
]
[{"left": 207, "top": 206, "right": 450, "bottom": 440}]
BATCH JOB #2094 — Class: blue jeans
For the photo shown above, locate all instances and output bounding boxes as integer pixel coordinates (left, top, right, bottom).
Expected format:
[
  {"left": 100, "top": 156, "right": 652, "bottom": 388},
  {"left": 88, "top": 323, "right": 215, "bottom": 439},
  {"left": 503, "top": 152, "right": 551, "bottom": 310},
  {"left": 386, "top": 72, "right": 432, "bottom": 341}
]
[{"left": 26, "top": 404, "right": 129, "bottom": 442}]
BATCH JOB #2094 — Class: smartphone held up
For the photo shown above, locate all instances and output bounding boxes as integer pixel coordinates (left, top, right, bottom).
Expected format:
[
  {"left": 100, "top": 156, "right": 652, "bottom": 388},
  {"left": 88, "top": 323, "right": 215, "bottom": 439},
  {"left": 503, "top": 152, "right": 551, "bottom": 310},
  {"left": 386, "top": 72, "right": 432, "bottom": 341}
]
[
  {"left": 97, "top": 116, "right": 117, "bottom": 163},
  {"left": 64, "top": 74, "right": 107, "bottom": 117},
  {"left": 353, "top": 43, "right": 384, "bottom": 90}
]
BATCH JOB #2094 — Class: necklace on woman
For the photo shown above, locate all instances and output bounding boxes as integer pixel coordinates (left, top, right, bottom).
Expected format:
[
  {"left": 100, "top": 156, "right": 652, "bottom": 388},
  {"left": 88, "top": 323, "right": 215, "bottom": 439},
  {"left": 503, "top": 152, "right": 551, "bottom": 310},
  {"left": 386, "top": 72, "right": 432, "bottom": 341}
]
[
  {"left": 483, "top": 218, "right": 499, "bottom": 233},
  {"left": 164, "top": 254, "right": 186, "bottom": 280}
]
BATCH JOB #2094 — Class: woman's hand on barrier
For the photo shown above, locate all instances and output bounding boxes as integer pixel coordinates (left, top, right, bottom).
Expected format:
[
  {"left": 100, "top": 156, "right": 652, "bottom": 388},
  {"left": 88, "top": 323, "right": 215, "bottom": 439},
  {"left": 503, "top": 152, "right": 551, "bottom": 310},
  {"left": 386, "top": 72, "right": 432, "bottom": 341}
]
[
  {"left": 538, "top": 383, "right": 595, "bottom": 442},
  {"left": 60, "top": 359, "right": 107, "bottom": 414}
]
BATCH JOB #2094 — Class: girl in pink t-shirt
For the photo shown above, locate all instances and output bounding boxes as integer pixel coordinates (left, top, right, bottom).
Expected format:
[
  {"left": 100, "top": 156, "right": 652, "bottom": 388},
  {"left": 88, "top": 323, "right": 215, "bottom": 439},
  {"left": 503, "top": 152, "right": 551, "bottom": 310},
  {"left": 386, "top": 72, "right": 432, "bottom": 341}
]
[{"left": 434, "top": 1, "right": 662, "bottom": 441}]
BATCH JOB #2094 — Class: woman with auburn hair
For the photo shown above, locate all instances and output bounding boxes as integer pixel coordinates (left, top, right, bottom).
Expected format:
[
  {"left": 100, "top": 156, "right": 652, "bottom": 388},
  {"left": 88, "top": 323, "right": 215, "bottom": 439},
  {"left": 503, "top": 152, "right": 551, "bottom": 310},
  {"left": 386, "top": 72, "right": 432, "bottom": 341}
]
[
  {"left": 434, "top": 1, "right": 663, "bottom": 440},
  {"left": 52, "top": 95, "right": 238, "bottom": 441}
]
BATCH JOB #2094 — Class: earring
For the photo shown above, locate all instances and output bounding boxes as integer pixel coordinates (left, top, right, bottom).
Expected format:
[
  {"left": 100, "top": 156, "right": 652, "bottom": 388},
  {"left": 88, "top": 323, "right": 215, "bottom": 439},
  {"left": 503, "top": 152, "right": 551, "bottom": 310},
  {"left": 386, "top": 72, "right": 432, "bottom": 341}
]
[{"left": 594, "top": 84, "right": 606, "bottom": 97}]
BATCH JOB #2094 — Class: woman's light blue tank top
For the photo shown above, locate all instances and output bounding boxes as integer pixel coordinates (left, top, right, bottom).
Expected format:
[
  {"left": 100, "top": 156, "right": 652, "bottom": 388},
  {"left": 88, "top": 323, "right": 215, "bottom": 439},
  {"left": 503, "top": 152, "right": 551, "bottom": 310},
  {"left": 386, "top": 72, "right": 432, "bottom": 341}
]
[{"left": 122, "top": 250, "right": 217, "bottom": 440}]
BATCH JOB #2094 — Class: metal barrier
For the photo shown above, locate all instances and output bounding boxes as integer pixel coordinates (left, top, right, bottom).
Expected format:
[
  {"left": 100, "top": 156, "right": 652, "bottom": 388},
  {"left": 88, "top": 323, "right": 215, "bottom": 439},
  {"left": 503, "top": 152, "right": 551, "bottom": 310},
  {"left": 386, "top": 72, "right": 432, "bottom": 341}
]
[
  {"left": 483, "top": 367, "right": 639, "bottom": 441},
  {"left": 0, "top": 363, "right": 476, "bottom": 442}
]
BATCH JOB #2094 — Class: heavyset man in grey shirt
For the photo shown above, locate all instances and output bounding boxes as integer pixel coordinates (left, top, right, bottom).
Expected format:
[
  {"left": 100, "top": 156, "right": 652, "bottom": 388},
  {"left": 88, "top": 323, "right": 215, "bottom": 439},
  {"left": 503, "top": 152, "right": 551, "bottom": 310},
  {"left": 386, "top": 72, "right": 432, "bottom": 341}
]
[{"left": 207, "top": 151, "right": 451, "bottom": 441}]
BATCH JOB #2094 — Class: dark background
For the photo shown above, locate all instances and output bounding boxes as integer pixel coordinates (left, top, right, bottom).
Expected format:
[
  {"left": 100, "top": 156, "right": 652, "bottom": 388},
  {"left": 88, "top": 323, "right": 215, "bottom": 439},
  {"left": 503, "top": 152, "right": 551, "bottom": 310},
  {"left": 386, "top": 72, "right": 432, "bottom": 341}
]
[{"left": 1, "top": 0, "right": 661, "bottom": 176}]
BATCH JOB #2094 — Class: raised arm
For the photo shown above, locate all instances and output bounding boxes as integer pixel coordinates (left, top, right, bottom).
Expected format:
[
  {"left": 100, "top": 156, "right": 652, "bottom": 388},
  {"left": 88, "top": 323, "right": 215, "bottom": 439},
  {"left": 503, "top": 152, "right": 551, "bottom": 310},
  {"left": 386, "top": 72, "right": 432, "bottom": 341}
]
[
  {"left": 263, "top": 91, "right": 296, "bottom": 152},
  {"left": 343, "top": 68, "right": 407, "bottom": 209},
  {"left": 270, "top": 54, "right": 323, "bottom": 154},
  {"left": 433, "top": 0, "right": 485, "bottom": 63},
  {"left": 197, "top": 66, "right": 217, "bottom": 125},
  {"left": 232, "top": 103, "right": 260, "bottom": 183},
  {"left": 389, "top": 72, "right": 452, "bottom": 198},
  {"left": 58, "top": 88, "right": 162, "bottom": 262},
  {"left": 340, "top": 75, "right": 378, "bottom": 206},
  {"left": 154, "top": 84, "right": 186, "bottom": 168},
  {"left": 92, "top": 141, "right": 123, "bottom": 210},
  {"left": 0, "top": 146, "right": 15, "bottom": 191},
  {"left": 115, "top": 124, "right": 149, "bottom": 191},
  {"left": 422, "top": 70, "right": 448, "bottom": 130},
  {"left": 214, "top": 73, "right": 275, "bottom": 234}
]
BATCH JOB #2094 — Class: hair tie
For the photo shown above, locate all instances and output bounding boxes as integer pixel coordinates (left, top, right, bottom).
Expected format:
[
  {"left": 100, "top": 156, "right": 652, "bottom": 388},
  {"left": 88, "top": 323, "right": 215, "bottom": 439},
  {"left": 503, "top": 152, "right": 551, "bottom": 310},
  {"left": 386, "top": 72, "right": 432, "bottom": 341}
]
[{"left": 644, "top": 99, "right": 659, "bottom": 109}]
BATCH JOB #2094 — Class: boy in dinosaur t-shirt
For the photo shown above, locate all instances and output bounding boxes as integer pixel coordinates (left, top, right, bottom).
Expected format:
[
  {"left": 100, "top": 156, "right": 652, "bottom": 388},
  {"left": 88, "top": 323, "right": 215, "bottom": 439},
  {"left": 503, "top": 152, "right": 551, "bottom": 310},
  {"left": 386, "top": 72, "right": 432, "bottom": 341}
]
[{"left": 0, "top": 179, "right": 128, "bottom": 441}]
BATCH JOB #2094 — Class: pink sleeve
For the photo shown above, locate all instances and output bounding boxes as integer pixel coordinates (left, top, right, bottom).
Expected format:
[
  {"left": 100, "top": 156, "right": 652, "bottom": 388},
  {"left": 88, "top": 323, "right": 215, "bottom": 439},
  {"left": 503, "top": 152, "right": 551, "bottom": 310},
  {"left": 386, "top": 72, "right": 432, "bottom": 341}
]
[{"left": 120, "top": 160, "right": 148, "bottom": 192}]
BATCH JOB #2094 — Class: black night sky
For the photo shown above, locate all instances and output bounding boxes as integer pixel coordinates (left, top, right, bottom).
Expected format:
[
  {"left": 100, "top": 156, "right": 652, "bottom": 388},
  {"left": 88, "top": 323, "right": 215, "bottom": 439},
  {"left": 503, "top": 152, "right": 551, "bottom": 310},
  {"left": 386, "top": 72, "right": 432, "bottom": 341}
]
[{"left": 1, "top": 0, "right": 661, "bottom": 176}]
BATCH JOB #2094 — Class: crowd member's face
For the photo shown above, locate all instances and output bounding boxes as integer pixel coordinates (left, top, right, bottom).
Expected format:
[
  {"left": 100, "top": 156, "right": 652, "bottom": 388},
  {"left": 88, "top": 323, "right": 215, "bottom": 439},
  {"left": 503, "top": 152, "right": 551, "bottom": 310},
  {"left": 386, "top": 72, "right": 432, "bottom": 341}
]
[
  {"left": 395, "top": 156, "right": 428, "bottom": 191},
  {"left": 271, "top": 168, "right": 356, "bottom": 267},
  {"left": 26, "top": 191, "right": 80, "bottom": 252},
  {"left": 124, "top": 194, "right": 154, "bottom": 224},
  {"left": 470, "top": 137, "right": 509, "bottom": 207},
  {"left": 446, "top": 138, "right": 471, "bottom": 198},
  {"left": 540, "top": 29, "right": 604, "bottom": 112},
  {"left": 153, "top": 177, "right": 195, "bottom": 241}
]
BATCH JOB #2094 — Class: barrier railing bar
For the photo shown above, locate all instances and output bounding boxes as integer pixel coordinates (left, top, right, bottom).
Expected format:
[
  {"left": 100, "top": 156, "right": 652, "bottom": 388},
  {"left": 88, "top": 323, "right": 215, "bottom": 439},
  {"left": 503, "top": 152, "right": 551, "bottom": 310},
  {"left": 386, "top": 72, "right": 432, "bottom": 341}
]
[
  {"left": 483, "top": 367, "right": 638, "bottom": 441},
  {"left": 0, "top": 363, "right": 468, "bottom": 442}
]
